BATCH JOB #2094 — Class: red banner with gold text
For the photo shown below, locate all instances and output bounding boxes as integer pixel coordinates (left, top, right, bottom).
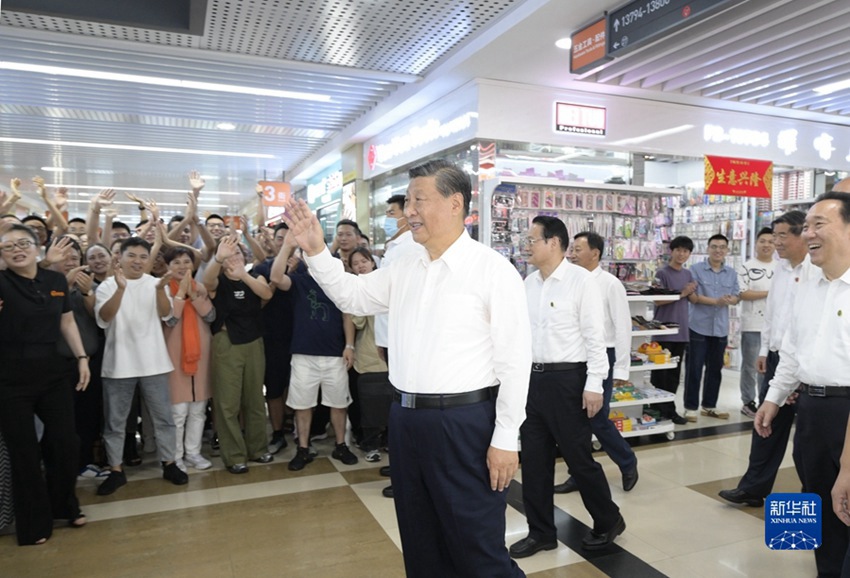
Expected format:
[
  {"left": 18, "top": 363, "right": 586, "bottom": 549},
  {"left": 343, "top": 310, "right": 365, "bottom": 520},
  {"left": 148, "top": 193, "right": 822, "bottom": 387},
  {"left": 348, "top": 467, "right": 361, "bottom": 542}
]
[{"left": 704, "top": 155, "right": 772, "bottom": 198}]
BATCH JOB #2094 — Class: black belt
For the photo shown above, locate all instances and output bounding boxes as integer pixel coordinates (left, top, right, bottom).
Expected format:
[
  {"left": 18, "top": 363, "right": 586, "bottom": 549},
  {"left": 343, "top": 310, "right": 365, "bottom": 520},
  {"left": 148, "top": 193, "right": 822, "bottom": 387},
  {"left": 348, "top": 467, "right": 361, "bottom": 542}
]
[
  {"left": 802, "top": 384, "right": 850, "bottom": 398},
  {"left": 531, "top": 362, "right": 585, "bottom": 373},
  {"left": 392, "top": 386, "right": 498, "bottom": 409}
]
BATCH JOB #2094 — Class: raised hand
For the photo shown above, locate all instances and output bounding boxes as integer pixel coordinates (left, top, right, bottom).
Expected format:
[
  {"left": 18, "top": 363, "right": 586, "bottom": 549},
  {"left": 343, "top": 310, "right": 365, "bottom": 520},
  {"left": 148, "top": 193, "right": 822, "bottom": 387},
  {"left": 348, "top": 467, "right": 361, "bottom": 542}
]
[
  {"left": 255, "top": 183, "right": 264, "bottom": 197},
  {"left": 65, "top": 265, "right": 87, "bottom": 288},
  {"left": 32, "top": 176, "right": 48, "bottom": 199},
  {"left": 156, "top": 271, "right": 174, "bottom": 289},
  {"left": 45, "top": 236, "right": 73, "bottom": 265},
  {"left": 53, "top": 187, "right": 69, "bottom": 213},
  {"left": 177, "top": 270, "right": 193, "bottom": 299},
  {"left": 113, "top": 265, "right": 127, "bottom": 290},
  {"left": 215, "top": 235, "right": 240, "bottom": 263},
  {"left": 10, "top": 178, "right": 22, "bottom": 196},
  {"left": 282, "top": 199, "right": 327, "bottom": 256},
  {"left": 125, "top": 192, "right": 145, "bottom": 206},
  {"left": 75, "top": 269, "right": 94, "bottom": 295},
  {"left": 189, "top": 170, "right": 205, "bottom": 196},
  {"left": 93, "top": 189, "right": 116, "bottom": 211},
  {"left": 185, "top": 192, "right": 198, "bottom": 220},
  {"left": 144, "top": 199, "right": 161, "bottom": 223}
]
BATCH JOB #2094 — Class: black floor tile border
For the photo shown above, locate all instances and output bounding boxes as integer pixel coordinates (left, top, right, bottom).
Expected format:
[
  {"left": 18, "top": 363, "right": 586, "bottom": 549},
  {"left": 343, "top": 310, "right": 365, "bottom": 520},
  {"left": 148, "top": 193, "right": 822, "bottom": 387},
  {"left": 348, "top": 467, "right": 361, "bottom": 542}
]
[
  {"left": 506, "top": 482, "right": 667, "bottom": 578},
  {"left": 505, "top": 421, "right": 756, "bottom": 576}
]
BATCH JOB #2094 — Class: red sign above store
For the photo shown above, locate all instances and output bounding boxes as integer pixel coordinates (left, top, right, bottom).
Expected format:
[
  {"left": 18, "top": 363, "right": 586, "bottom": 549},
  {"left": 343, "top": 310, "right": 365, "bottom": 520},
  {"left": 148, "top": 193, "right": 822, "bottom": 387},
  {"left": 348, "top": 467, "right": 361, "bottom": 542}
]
[
  {"left": 570, "top": 18, "right": 610, "bottom": 75},
  {"left": 704, "top": 155, "right": 773, "bottom": 198},
  {"left": 555, "top": 102, "right": 606, "bottom": 136}
]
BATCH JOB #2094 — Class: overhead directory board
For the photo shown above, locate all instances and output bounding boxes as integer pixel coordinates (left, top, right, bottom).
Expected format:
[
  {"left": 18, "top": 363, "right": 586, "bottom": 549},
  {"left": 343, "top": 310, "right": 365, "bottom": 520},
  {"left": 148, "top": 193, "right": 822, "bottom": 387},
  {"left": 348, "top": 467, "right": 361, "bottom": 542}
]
[
  {"left": 606, "top": 0, "right": 736, "bottom": 57},
  {"left": 570, "top": 18, "right": 610, "bottom": 75}
]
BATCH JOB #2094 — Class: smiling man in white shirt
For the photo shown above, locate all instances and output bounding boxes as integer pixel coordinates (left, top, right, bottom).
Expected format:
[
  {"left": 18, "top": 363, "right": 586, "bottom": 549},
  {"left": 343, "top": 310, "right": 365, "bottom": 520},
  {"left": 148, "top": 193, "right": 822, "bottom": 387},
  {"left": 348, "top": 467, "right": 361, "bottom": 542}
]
[
  {"left": 509, "top": 217, "right": 624, "bottom": 560},
  {"left": 283, "top": 160, "right": 531, "bottom": 578},
  {"left": 757, "top": 190, "right": 850, "bottom": 577}
]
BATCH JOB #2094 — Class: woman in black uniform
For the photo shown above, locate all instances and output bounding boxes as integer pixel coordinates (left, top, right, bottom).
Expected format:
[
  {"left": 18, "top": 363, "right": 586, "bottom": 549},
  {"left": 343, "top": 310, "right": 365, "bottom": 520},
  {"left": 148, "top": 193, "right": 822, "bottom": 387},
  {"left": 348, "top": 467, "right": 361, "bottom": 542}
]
[{"left": 0, "top": 223, "right": 91, "bottom": 545}]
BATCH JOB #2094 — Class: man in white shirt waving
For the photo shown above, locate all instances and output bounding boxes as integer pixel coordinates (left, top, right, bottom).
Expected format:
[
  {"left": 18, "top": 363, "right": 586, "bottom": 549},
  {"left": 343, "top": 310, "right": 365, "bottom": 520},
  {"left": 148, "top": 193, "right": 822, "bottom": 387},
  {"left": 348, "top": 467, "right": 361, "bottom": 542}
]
[
  {"left": 510, "top": 217, "right": 624, "bottom": 560},
  {"left": 284, "top": 160, "right": 532, "bottom": 578}
]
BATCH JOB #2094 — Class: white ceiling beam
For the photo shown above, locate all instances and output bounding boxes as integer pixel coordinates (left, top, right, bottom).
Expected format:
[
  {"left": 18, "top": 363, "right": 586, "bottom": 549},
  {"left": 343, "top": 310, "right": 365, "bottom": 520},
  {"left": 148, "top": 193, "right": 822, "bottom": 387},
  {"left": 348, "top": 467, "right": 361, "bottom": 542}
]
[
  {"left": 638, "top": 0, "right": 834, "bottom": 90},
  {"left": 668, "top": 1, "right": 849, "bottom": 94}
]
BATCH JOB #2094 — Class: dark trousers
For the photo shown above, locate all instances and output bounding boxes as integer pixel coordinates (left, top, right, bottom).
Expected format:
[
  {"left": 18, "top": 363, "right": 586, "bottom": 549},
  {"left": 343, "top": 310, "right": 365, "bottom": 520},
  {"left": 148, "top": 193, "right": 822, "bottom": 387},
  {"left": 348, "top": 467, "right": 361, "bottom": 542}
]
[
  {"left": 74, "top": 349, "right": 103, "bottom": 468},
  {"left": 0, "top": 355, "right": 81, "bottom": 545},
  {"left": 794, "top": 393, "right": 850, "bottom": 577},
  {"left": 650, "top": 341, "right": 687, "bottom": 416},
  {"left": 684, "top": 329, "right": 727, "bottom": 411},
  {"left": 738, "top": 351, "right": 798, "bottom": 498},
  {"left": 522, "top": 366, "right": 619, "bottom": 538},
  {"left": 590, "top": 348, "right": 637, "bottom": 473},
  {"left": 354, "top": 371, "right": 391, "bottom": 451},
  {"left": 388, "top": 397, "right": 523, "bottom": 578}
]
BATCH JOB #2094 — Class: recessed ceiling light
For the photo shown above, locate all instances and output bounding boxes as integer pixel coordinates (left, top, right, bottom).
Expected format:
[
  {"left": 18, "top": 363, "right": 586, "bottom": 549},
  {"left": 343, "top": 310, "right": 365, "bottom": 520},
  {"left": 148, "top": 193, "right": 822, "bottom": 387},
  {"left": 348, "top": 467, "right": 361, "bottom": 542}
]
[
  {"left": 555, "top": 37, "right": 572, "bottom": 50},
  {"left": 814, "top": 79, "right": 850, "bottom": 95},
  {"left": 0, "top": 61, "right": 332, "bottom": 102},
  {"left": 47, "top": 184, "right": 242, "bottom": 195},
  {"left": 39, "top": 166, "right": 75, "bottom": 172},
  {"left": 216, "top": 122, "right": 236, "bottom": 131}
]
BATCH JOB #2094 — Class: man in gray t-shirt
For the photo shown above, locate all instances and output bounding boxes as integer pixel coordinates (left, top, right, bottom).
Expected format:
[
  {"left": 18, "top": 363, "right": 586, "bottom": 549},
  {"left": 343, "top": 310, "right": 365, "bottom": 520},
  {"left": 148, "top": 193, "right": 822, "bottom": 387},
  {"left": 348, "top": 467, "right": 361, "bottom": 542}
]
[{"left": 650, "top": 236, "right": 697, "bottom": 424}]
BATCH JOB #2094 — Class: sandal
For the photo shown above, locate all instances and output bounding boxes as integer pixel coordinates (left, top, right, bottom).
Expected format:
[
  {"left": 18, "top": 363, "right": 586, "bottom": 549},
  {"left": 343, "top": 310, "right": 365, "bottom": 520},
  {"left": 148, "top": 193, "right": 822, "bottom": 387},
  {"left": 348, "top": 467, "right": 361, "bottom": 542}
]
[{"left": 69, "top": 514, "right": 87, "bottom": 528}]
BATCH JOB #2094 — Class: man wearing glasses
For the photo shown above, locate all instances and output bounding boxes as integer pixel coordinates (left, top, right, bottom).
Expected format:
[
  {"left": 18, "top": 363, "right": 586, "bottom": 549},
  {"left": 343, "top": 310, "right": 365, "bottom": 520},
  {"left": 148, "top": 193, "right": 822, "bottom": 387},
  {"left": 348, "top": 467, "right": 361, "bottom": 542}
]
[
  {"left": 683, "top": 233, "right": 740, "bottom": 422},
  {"left": 509, "top": 216, "right": 624, "bottom": 559}
]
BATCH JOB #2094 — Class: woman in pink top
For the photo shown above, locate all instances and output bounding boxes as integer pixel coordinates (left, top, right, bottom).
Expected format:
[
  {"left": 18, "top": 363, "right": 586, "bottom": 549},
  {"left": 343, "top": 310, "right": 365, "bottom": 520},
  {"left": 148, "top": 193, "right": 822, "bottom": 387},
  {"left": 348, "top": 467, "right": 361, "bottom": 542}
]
[{"left": 162, "top": 248, "right": 215, "bottom": 471}]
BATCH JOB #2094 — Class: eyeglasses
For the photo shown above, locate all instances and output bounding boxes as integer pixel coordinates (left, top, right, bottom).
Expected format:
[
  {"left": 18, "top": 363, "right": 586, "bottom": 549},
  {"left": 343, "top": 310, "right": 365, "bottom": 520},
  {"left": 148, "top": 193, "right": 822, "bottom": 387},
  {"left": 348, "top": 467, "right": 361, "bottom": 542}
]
[
  {"left": 0, "top": 239, "right": 36, "bottom": 252},
  {"left": 523, "top": 236, "right": 546, "bottom": 246}
]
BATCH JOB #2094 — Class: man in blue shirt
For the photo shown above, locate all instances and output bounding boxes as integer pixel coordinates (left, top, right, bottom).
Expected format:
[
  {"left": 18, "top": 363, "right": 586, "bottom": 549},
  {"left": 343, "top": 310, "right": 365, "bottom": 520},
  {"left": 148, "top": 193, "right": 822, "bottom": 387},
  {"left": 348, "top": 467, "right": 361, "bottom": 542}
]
[{"left": 684, "top": 233, "right": 740, "bottom": 422}]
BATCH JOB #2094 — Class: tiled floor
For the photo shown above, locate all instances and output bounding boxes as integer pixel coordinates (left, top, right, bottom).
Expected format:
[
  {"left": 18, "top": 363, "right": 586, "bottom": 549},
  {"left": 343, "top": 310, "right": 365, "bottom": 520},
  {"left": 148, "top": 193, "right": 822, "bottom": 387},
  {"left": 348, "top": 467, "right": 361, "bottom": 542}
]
[{"left": 0, "top": 370, "right": 817, "bottom": 577}]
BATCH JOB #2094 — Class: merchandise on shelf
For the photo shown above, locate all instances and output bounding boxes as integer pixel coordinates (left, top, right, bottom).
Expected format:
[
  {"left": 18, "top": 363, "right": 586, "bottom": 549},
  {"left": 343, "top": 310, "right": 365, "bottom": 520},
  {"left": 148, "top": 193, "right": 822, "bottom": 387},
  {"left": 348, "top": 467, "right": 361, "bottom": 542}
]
[{"left": 488, "top": 181, "right": 678, "bottom": 281}]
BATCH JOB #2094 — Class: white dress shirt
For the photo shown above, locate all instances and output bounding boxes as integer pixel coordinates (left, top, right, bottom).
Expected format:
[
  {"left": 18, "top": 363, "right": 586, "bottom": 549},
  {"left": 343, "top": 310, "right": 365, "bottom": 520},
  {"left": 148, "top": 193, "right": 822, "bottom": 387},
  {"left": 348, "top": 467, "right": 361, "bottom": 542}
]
[
  {"left": 758, "top": 255, "right": 814, "bottom": 357},
  {"left": 304, "top": 230, "right": 532, "bottom": 451},
  {"left": 374, "top": 229, "right": 416, "bottom": 348},
  {"left": 525, "top": 259, "right": 609, "bottom": 394},
  {"left": 766, "top": 266, "right": 850, "bottom": 405},
  {"left": 590, "top": 266, "right": 632, "bottom": 381}
]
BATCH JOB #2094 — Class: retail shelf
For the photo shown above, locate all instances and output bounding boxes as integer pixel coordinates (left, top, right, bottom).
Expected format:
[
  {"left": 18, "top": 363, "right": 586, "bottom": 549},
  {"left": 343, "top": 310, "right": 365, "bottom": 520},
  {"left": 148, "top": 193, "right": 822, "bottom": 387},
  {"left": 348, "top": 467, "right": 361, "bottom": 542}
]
[
  {"left": 484, "top": 176, "right": 682, "bottom": 197},
  {"left": 627, "top": 294, "right": 680, "bottom": 302},
  {"left": 629, "top": 362, "right": 677, "bottom": 372},
  {"left": 619, "top": 422, "right": 675, "bottom": 438},
  {"left": 610, "top": 387, "right": 675, "bottom": 408},
  {"left": 632, "top": 327, "right": 678, "bottom": 337}
]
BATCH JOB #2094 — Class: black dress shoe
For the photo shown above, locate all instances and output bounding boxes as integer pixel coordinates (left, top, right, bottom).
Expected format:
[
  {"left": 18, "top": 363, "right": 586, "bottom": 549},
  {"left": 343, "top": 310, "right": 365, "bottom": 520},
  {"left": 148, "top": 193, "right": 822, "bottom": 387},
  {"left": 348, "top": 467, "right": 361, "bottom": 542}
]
[
  {"left": 718, "top": 488, "right": 764, "bottom": 507},
  {"left": 509, "top": 536, "right": 557, "bottom": 559},
  {"left": 582, "top": 515, "right": 625, "bottom": 550},
  {"left": 379, "top": 466, "right": 391, "bottom": 477},
  {"left": 382, "top": 485, "right": 394, "bottom": 498},
  {"left": 553, "top": 477, "right": 578, "bottom": 494},
  {"left": 227, "top": 464, "right": 249, "bottom": 474},
  {"left": 670, "top": 412, "right": 688, "bottom": 425},
  {"left": 622, "top": 468, "right": 639, "bottom": 492}
]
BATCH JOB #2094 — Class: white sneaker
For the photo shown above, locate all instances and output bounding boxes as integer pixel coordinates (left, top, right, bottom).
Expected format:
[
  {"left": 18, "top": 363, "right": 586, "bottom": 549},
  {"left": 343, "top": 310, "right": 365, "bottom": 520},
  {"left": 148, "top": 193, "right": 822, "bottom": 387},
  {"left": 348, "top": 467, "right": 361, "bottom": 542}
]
[
  {"left": 684, "top": 410, "right": 698, "bottom": 423},
  {"left": 184, "top": 453, "right": 212, "bottom": 470},
  {"left": 175, "top": 458, "right": 188, "bottom": 473},
  {"left": 78, "top": 464, "right": 109, "bottom": 479}
]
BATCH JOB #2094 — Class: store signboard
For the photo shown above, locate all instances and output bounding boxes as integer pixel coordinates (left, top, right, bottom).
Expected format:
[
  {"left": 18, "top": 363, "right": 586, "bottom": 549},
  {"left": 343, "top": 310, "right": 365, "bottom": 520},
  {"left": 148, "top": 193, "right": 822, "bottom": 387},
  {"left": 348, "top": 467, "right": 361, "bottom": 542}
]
[
  {"left": 607, "top": 0, "right": 737, "bottom": 57},
  {"left": 258, "top": 181, "right": 291, "bottom": 207},
  {"left": 570, "top": 18, "right": 610, "bottom": 75},
  {"left": 704, "top": 155, "right": 773, "bottom": 198},
  {"left": 555, "top": 102, "right": 607, "bottom": 136}
]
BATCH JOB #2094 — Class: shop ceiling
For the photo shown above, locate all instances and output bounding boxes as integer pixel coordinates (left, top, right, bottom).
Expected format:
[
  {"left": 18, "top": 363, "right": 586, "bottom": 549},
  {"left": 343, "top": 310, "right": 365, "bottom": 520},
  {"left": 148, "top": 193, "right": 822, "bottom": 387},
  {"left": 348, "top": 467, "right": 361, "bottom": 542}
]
[{"left": 0, "top": 0, "right": 848, "bottom": 217}]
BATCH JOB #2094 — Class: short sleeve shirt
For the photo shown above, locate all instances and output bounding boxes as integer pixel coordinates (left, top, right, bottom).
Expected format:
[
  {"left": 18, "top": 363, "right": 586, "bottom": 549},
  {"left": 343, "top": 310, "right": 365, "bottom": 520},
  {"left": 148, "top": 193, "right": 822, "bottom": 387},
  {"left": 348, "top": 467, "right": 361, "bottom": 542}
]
[{"left": 0, "top": 268, "right": 71, "bottom": 353}]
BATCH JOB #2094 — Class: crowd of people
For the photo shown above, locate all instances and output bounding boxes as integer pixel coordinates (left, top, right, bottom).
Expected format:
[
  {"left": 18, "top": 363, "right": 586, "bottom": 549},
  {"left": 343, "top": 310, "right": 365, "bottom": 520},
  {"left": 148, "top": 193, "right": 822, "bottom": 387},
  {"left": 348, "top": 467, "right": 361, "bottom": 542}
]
[
  {"left": 0, "top": 173, "right": 388, "bottom": 546},
  {"left": 3, "top": 164, "right": 850, "bottom": 578}
]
